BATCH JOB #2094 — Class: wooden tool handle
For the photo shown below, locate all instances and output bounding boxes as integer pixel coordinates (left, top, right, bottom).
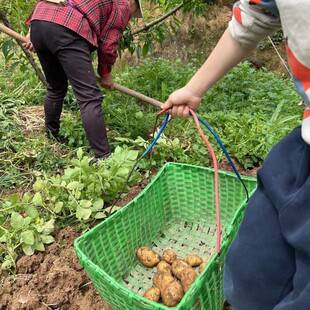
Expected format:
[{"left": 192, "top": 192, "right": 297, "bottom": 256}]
[
  {"left": 113, "top": 83, "right": 162, "bottom": 108},
  {"left": 0, "top": 23, "right": 29, "bottom": 43}
]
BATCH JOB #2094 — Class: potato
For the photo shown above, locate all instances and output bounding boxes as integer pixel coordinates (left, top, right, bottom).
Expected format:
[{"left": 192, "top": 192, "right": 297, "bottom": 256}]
[
  {"left": 180, "top": 267, "right": 198, "bottom": 292},
  {"left": 153, "top": 272, "right": 174, "bottom": 292},
  {"left": 161, "top": 280, "right": 184, "bottom": 307},
  {"left": 136, "top": 247, "right": 161, "bottom": 268},
  {"left": 198, "top": 262, "right": 207, "bottom": 273},
  {"left": 185, "top": 255, "right": 203, "bottom": 267},
  {"left": 171, "top": 259, "right": 190, "bottom": 278},
  {"left": 157, "top": 260, "right": 172, "bottom": 274},
  {"left": 162, "top": 249, "right": 176, "bottom": 264},
  {"left": 143, "top": 287, "right": 161, "bottom": 302}
]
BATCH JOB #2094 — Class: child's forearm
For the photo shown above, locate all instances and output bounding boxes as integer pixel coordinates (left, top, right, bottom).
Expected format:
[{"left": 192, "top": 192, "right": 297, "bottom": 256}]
[{"left": 186, "top": 28, "right": 253, "bottom": 97}]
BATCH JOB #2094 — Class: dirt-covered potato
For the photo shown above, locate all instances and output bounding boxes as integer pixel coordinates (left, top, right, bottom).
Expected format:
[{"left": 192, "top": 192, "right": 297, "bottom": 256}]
[
  {"left": 143, "top": 287, "right": 161, "bottom": 302},
  {"left": 198, "top": 262, "right": 207, "bottom": 273},
  {"left": 136, "top": 247, "right": 161, "bottom": 268},
  {"left": 153, "top": 272, "right": 175, "bottom": 292},
  {"left": 162, "top": 249, "right": 176, "bottom": 264},
  {"left": 157, "top": 260, "right": 172, "bottom": 274},
  {"left": 161, "top": 280, "right": 184, "bottom": 307},
  {"left": 185, "top": 255, "right": 203, "bottom": 267},
  {"left": 180, "top": 267, "right": 198, "bottom": 292},
  {"left": 171, "top": 259, "right": 190, "bottom": 278}
]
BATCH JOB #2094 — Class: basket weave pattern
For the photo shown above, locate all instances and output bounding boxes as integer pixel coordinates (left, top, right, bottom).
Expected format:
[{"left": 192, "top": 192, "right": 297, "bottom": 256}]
[{"left": 74, "top": 163, "right": 256, "bottom": 310}]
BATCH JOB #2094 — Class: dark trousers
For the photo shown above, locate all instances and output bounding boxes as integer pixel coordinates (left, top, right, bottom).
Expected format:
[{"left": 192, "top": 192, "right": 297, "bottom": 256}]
[
  {"left": 30, "top": 20, "right": 110, "bottom": 158},
  {"left": 224, "top": 126, "right": 310, "bottom": 309}
]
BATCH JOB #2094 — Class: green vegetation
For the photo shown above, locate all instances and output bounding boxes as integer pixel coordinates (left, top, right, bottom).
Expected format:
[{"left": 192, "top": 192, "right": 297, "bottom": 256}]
[{"left": 0, "top": 46, "right": 302, "bottom": 272}]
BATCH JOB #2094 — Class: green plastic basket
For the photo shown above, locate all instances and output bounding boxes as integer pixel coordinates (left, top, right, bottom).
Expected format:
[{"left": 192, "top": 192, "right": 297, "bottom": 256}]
[{"left": 74, "top": 162, "right": 257, "bottom": 310}]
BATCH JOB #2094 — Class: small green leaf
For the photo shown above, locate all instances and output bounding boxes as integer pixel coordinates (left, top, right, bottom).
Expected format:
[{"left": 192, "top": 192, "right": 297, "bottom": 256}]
[
  {"left": 142, "top": 43, "right": 149, "bottom": 57},
  {"left": 94, "top": 212, "right": 107, "bottom": 219},
  {"left": 41, "top": 220, "right": 55, "bottom": 235},
  {"left": 32, "top": 192, "right": 43, "bottom": 207},
  {"left": 21, "top": 230, "right": 35, "bottom": 245},
  {"left": 67, "top": 181, "right": 80, "bottom": 190},
  {"left": 25, "top": 205, "right": 39, "bottom": 219},
  {"left": 116, "top": 167, "right": 129, "bottom": 176},
  {"left": 1, "top": 258, "right": 14, "bottom": 270},
  {"left": 135, "top": 111, "right": 143, "bottom": 119},
  {"left": 9, "top": 193, "right": 19, "bottom": 204},
  {"left": 22, "top": 244, "right": 35, "bottom": 256},
  {"left": 81, "top": 157, "right": 92, "bottom": 170},
  {"left": 0, "top": 235, "right": 8, "bottom": 242},
  {"left": 92, "top": 198, "right": 104, "bottom": 211},
  {"left": 126, "top": 150, "right": 139, "bottom": 161},
  {"left": 10, "top": 212, "right": 23, "bottom": 229},
  {"left": 76, "top": 207, "right": 92, "bottom": 220},
  {"left": 77, "top": 148, "right": 83, "bottom": 159},
  {"left": 35, "top": 242, "right": 45, "bottom": 252},
  {"left": 54, "top": 202, "right": 63, "bottom": 213},
  {"left": 33, "top": 180, "right": 45, "bottom": 192},
  {"left": 80, "top": 200, "right": 92, "bottom": 208},
  {"left": 41, "top": 235, "right": 55, "bottom": 244},
  {"left": 136, "top": 44, "right": 142, "bottom": 58},
  {"left": 75, "top": 191, "right": 81, "bottom": 199},
  {"left": 108, "top": 205, "right": 121, "bottom": 214}
]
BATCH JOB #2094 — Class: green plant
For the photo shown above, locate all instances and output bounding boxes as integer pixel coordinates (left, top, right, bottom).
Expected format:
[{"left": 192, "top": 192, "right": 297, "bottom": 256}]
[
  {"left": 0, "top": 193, "right": 54, "bottom": 270},
  {"left": 115, "top": 128, "right": 213, "bottom": 170},
  {"left": 32, "top": 147, "right": 141, "bottom": 222},
  {"left": 59, "top": 111, "right": 89, "bottom": 148}
]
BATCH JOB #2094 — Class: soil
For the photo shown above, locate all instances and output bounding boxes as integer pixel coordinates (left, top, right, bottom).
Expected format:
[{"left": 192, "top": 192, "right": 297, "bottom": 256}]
[
  {"left": 0, "top": 226, "right": 110, "bottom": 310},
  {"left": 1, "top": 3, "right": 279, "bottom": 309}
]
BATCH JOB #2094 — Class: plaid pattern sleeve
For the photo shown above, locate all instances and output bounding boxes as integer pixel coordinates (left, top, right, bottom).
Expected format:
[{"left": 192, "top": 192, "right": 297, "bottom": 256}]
[
  {"left": 26, "top": 0, "right": 131, "bottom": 77},
  {"left": 97, "top": 1, "right": 131, "bottom": 77}
]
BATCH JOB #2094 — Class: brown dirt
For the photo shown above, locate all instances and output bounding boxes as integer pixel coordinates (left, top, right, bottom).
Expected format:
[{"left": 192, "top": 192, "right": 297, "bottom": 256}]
[{"left": 0, "top": 226, "right": 111, "bottom": 310}]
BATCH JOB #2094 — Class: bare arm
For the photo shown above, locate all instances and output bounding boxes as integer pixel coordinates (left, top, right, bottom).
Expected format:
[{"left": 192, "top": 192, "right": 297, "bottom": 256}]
[{"left": 161, "top": 28, "right": 253, "bottom": 117}]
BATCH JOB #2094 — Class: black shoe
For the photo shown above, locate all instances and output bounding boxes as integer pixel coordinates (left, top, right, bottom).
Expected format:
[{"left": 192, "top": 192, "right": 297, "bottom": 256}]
[{"left": 46, "top": 131, "right": 68, "bottom": 144}]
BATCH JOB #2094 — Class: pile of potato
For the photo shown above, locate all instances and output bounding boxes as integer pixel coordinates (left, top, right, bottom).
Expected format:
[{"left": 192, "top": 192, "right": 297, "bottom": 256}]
[{"left": 136, "top": 247, "right": 207, "bottom": 307}]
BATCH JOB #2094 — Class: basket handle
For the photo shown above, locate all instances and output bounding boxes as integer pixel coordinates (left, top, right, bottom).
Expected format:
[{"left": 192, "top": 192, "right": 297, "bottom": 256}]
[
  {"left": 189, "top": 109, "right": 221, "bottom": 255},
  {"left": 149, "top": 109, "right": 222, "bottom": 254}
]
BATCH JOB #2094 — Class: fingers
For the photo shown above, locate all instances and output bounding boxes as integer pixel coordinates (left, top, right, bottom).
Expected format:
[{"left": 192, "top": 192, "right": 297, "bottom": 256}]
[
  {"left": 22, "top": 33, "right": 35, "bottom": 52},
  {"left": 163, "top": 98, "right": 191, "bottom": 118},
  {"left": 170, "top": 105, "right": 190, "bottom": 118},
  {"left": 161, "top": 105, "right": 190, "bottom": 118},
  {"left": 162, "top": 87, "right": 202, "bottom": 118},
  {"left": 98, "top": 74, "right": 114, "bottom": 90},
  {"left": 22, "top": 42, "right": 35, "bottom": 52},
  {"left": 100, "top": 81, "right": 114, "bottom": 90}
]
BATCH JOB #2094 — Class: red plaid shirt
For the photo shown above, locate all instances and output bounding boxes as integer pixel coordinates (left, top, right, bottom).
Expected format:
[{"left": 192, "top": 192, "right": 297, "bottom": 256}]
[{"left": 26, "top": 0, "right": 131, "bottom": 77}]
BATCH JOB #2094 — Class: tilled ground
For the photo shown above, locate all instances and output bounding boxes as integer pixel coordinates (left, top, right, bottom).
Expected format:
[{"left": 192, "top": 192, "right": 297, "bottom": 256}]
[{"left": 0, "top": 226, "right": 111, "bottom": 310}]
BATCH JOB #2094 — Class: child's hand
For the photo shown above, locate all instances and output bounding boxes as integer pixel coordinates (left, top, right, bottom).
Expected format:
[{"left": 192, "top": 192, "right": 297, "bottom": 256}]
[{"left": 162, "top": 87, "right": 202, "bottom": 118}]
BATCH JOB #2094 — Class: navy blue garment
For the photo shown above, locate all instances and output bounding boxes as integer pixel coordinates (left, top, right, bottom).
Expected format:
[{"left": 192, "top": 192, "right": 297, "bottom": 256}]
[{"left": 223, "top": 126, "right": 310, "bottom": 310}]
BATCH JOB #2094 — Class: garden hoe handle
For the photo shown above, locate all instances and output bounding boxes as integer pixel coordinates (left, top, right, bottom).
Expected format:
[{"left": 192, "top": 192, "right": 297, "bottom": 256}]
[
  {"left": 113, "top": 84, "right": 162, "bottom": 108},
  {"left": 0, "top": 23, "right": 29, "bottom": 43},
  {"left": 0, "top": 23, "right": 163, "bottom": 109}
]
